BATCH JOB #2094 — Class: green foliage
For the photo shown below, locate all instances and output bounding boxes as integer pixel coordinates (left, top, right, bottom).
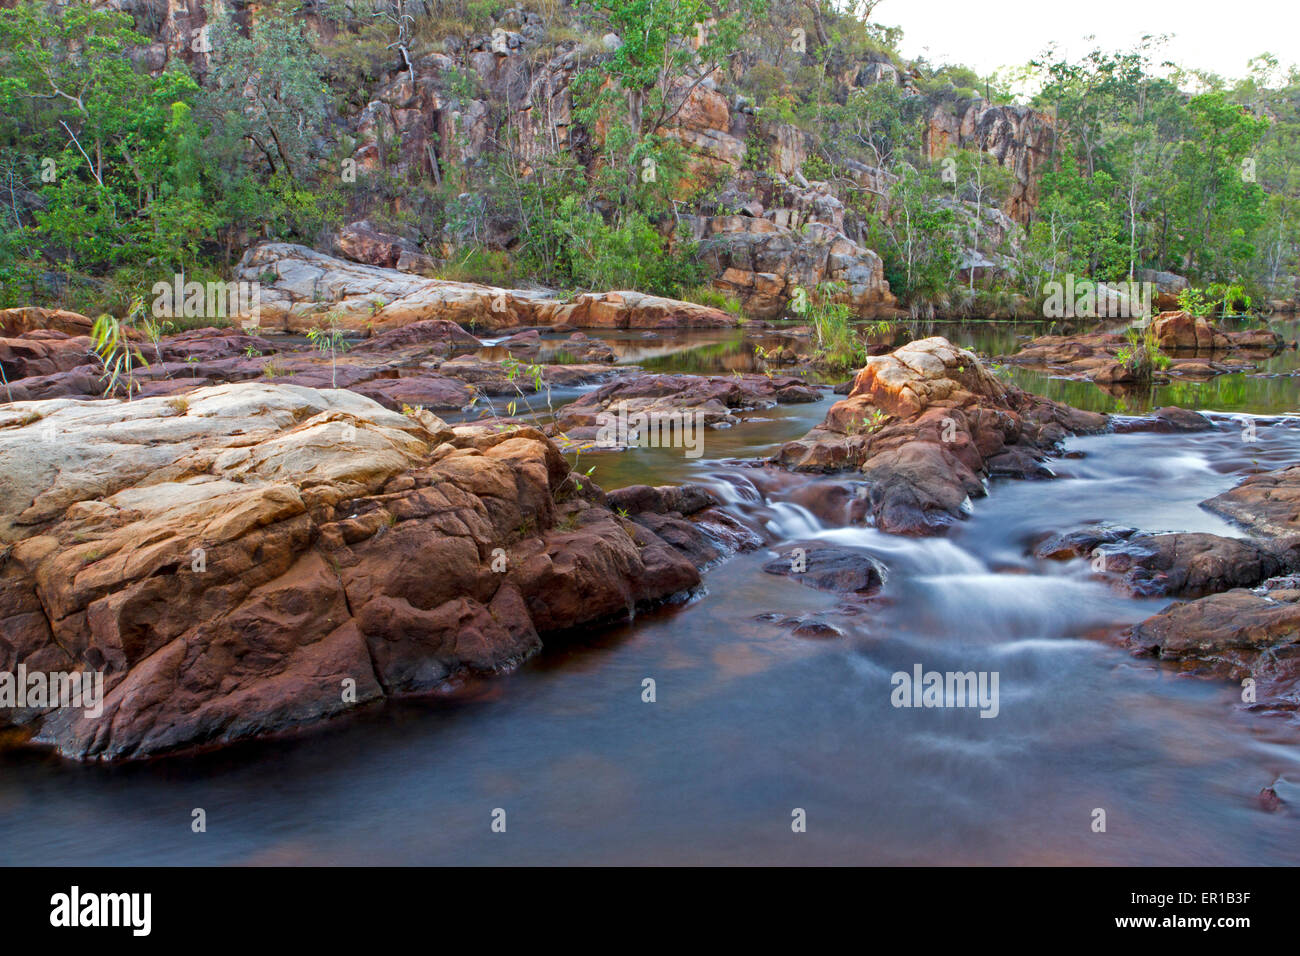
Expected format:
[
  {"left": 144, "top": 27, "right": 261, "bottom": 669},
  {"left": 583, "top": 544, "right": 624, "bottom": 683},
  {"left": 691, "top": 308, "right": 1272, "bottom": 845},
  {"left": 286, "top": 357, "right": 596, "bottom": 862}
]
[
  {"left": 682, "top": 285, "right": 744, "bottom": 315},
  {"left": 794, "top": 282, "right": 864, "bottom": 369},
  {"left": 1116, "top": 323, "right": 1167, "bottom": 381},
  {"left": 306, "top": 314, "right": 351, "bottom": 388},
  {"left": 1024, "top": 42, "right": 1278, "bottom": 296},
  {"left": 0, "top": 0, "right": 203, "bottom": 279},
  {"left": 89, "top": 297, "right": 149, "bottom": 398},
  {"left": 866, "top": 164, "right": 960, "bottom": 308},
  {"left": 554, "top": 200, "right": 703, "bottom": 296}
]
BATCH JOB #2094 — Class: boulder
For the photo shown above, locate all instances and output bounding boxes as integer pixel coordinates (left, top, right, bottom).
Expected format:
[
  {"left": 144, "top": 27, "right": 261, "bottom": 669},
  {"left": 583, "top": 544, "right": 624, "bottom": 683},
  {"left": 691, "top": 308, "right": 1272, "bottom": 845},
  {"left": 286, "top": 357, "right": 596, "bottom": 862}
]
[
  {"left": 773, "top": 337, "right": 1107, "bottom": 534},
  {"left": 1152, "top": 310, "right": 1283, "bottom": 352},
  {"left": 0, "top": 382, "right": 729, "bottom": 760},
  {"left": 333, "top": 220, "right": 427, "bottom": 270},
  {"left": 0, "top": 307, "right": 94, "bottom": 337},
  {"left": 762, "top": 543, "right": 886, "bottom": 595}
]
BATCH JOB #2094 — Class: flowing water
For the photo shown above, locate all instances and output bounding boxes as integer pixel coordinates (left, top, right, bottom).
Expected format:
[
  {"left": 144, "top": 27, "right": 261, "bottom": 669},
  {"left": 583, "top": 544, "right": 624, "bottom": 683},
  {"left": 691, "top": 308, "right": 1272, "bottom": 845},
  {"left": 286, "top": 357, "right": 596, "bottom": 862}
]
[{"left": 2, "top": 318, "right": 1299, "bottom": 865}]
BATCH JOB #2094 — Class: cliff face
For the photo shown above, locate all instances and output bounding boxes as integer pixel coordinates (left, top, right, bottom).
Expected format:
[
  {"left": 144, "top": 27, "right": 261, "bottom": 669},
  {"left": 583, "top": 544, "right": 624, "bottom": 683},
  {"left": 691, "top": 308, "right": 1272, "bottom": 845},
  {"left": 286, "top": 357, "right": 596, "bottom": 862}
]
[
  {"left": 922, "top": 99, "right": 1054, "bottom": 225},
  {"left": 88, "top": 1, "right": 1053, "bottom": 313}
]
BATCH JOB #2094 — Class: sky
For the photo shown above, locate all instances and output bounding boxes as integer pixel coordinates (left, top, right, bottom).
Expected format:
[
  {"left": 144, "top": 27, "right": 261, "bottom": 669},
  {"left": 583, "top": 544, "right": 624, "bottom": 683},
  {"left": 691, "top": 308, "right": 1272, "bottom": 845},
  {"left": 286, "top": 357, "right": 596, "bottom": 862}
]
[{"left": 872, "top": 0, "right": 1298, "bottom": 84}]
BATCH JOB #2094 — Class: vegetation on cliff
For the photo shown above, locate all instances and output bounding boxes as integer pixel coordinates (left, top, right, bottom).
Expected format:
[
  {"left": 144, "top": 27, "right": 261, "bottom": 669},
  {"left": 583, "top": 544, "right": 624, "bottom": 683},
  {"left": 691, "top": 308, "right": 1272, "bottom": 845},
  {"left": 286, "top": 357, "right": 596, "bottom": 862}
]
[{"left": 1, "top": 0, "right": 1297, "bottom": 317}]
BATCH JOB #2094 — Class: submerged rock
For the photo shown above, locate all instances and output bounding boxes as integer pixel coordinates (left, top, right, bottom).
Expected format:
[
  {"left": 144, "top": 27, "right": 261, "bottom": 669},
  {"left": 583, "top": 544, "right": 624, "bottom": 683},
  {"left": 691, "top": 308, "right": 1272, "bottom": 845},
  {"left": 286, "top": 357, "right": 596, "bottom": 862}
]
[
  {"left": 1110, "top": 407, "right": 1214, "bottom": 433},
  {"left": 762, "top": 543, "right": 886, "bottom": 595}
]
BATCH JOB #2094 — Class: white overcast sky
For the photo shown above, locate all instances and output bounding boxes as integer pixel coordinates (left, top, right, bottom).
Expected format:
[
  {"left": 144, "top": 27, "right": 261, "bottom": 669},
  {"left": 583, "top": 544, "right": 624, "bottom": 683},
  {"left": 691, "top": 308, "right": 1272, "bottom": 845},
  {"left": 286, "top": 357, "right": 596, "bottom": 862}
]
[{"left": 872, "top": 0, "right": 1298, "bottom": 83}]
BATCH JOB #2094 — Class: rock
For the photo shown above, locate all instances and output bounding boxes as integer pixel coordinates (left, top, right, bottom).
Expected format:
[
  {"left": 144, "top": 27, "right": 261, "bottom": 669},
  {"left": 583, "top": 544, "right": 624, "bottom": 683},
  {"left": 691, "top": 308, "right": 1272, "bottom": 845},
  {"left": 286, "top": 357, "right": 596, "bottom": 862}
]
[
  {"left": 0, "top": 332, "right": 92, "bottom": 380},
  {"left": 1111, "top": 407, "right": 1214, "bottom": 433},
  {"left": 552, "top": 372, "right": 821, "bottom": 445},
  {"left": 1000, "top": 331, "right": 1127, "bottom": 379},
  {"left": 333, "top": 220, "right": 425, "bottom": 270},
  {"left": 690, "top": 200, "right": 895, "bottom": 318},
  {"left": 1202, "top": 465, "right": 1300, "bottom": 537},
  {"left": 606, "top": 484, "right": 718, "bottom": 517},
  {"left": 0, "top": 307, "right": 94, "bottom": 337},
  {"left": 921, "top": 101, "right": 1053, "bottom": 226},
  {"left": 662, "top": 79, "right": 746, "bottom": 177},
  {"left": 235, "top": 243, "right": 739, "bottom": 333},
  {"left": 154, "top": 327, "right": 280, "bottom": 364},
  {"left": 1136, "top": 268, "right": 1190, "bottom": 294},
  {"left": 762, "top": 543, "right": 886, "bottom": 595},
  {"left": 500, "top": 328, "right": 542, "bottom": 356},
  {"left": 350, "top": 374, "right": 474, "bottom": 411},
  {"left": 1033, "top": 526, "right": 1138, "bottom": 560},
  {"left": 0, "top": 382, "right": 728, "bottom": 760},
  {"left": 558, "top": 332, "right": 617, "bottom": 364},
  {"left": 1127, "top": 576, "right": 1300, "bottom": 713},
  {"left": 1152, "top": 310, "right": 1283, "bottom": 352},
  {"left": 1003, "top": 317, "right": 1281, "bottom": 382},
  {"left": 1040, "top": 528, "right": 1300, "bottom": 597},
  {"left": 348, "top": 318, "right": 483, "bottom": 357},
  {"left": 773, "top": 337, "right": 1106, "bottom": 534}
]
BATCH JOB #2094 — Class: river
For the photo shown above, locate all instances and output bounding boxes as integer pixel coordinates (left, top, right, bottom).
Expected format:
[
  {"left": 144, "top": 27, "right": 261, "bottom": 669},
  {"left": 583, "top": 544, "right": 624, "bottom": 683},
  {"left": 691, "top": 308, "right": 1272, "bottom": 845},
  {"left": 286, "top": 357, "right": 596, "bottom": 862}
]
[{"left": 1, "top": 317, "right": 1297, "bottom": 865}]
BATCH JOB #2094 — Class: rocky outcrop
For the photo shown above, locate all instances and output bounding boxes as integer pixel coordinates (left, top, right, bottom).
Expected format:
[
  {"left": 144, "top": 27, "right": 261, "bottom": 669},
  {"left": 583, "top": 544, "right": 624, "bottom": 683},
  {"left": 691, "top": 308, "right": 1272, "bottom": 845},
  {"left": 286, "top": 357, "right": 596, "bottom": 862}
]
[
  {"left": 920, "top": 99, "right": 1053, "bottom": 225},
  {"left": 1002, "top": 312, "right": 1284, "bottom": 383},
  {"left": 0, "top": 382, "right": 731, "bottom": 759},
  {"left": 662, "top": 80, "right": 747, "bottom": 177},
  {"left": 1202, "top": 465, "right": 1300, "bottom": 537},
  {"left": 1127, "top": 575, "right": 1300, "bottom": 714},
  {"left": 235, "top": 243, "right": 739, "bottom": 332},
  {"left": 690, "top": 199, "right": 895, "bottom": 318},
  {"left": 773, "top": 337, "right": 1108, "bottom": 534},
  {"left": 1035, "top": 527, "right": 1300, "bottom": 598},
  {"left": 1152, "top": 311, "right": 1284, "bottom": 352}
]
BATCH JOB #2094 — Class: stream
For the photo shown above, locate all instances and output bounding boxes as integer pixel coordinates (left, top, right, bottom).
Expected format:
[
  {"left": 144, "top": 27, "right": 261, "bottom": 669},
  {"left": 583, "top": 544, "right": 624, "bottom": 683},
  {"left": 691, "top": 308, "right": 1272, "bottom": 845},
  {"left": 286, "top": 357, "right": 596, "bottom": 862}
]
[{"left": 2, "top": 317, "right": 1298, "bottom": 865}]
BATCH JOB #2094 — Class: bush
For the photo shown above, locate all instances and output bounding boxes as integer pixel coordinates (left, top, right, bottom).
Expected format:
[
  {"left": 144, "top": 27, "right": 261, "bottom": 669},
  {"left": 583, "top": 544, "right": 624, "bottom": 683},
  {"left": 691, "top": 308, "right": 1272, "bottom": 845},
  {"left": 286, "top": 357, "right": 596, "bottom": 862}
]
[
  {"left": 682, "top": 285, "right": 744, "bottom": 314},
  {"left": 556, "top": 202, "right": 703, "bottom": 297},
  {"left": 796, "top": 282, "right": 865, "bottom": 370}
]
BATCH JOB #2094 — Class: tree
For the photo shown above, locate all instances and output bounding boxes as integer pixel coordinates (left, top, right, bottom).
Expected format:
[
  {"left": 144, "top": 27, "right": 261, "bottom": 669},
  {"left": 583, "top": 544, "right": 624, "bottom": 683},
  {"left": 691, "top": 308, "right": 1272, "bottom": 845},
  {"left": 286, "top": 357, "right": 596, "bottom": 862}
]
[
  {"left": 0, "top": 0, "right": 201, "bottom": 274},
  {"left": 204, "top": 12, "right": 331, "bottom": 185}
]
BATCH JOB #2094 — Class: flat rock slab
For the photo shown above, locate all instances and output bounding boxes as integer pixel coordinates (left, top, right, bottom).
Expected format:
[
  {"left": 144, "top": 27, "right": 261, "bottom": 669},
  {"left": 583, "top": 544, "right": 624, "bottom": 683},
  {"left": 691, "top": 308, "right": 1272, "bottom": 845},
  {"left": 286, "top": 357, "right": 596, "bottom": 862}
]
[{"left": 1202, "top": 464, "right": 1300, "bottom": 537}]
